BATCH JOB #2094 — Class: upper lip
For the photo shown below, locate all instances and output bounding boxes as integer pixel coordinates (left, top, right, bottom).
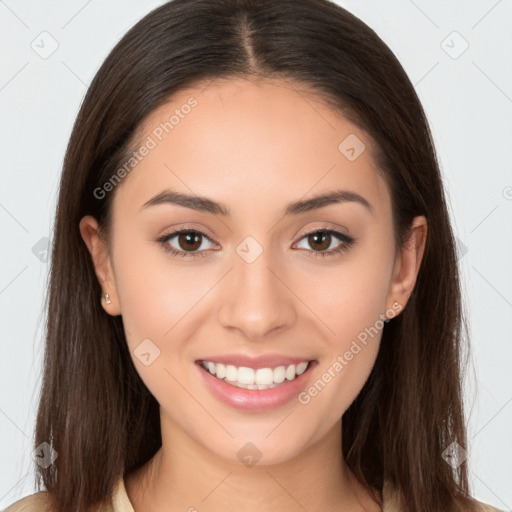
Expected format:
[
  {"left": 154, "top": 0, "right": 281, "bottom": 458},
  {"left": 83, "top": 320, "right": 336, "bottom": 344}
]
[{"left": 197, "top": 353, "right": 316, "bottom": 369}]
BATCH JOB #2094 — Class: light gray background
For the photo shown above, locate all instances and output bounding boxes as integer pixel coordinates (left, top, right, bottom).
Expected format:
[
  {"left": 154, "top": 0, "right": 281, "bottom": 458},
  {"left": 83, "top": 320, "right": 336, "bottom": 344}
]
[{"left": 1, "top": 0, "right": 511, "bottom": 510}]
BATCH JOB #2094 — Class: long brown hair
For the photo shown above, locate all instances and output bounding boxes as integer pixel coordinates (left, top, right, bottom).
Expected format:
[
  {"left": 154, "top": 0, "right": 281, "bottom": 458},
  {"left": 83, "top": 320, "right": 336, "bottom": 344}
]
[{"left": 34, "top": 1, "right": 476, "bottom": 510}]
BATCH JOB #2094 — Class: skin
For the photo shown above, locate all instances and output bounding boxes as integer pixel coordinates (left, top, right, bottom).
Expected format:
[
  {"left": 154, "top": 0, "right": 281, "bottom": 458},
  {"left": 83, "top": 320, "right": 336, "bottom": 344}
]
[{"left": 80, "top": 77, "right": 427, "bottom": 512}]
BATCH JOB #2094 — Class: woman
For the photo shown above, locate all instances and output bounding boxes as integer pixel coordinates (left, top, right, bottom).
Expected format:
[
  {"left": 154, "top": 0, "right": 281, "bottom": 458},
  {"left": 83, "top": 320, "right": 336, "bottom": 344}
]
[{"left": 4, "top": 0, "right": 503, "bottom": 511}]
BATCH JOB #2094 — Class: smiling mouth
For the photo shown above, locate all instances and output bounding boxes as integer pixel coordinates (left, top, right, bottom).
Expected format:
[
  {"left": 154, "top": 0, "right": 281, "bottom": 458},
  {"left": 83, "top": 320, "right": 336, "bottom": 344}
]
[{"left": 198, "top": 359, "right": 314, "bottom": 390}]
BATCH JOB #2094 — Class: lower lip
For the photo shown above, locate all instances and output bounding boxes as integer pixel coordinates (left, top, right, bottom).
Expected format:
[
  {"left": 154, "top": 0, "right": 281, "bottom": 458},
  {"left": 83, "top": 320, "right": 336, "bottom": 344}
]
[{"left": 196, "top": 361, "right": 317, "bottom": 412}]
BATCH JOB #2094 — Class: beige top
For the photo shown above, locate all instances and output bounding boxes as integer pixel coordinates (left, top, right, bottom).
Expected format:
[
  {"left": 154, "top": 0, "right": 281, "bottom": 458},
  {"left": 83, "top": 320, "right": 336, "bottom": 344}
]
[{"left": 3, "top": 475, "right": 504, "bottom": 512}]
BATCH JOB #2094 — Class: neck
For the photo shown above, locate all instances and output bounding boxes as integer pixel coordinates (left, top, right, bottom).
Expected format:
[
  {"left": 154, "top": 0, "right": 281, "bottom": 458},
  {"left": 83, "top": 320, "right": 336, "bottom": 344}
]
[{"left": 125, "top": 412, "right": 381, "bottom": 512}]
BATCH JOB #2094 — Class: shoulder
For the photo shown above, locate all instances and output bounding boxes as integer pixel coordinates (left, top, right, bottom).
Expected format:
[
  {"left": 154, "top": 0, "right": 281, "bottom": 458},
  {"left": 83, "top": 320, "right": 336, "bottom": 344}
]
[
  {"left": 454, "top": 494, "right": 505, "bottom": 512},
  {"left": 469, "top": 498, "right": 505, "bottom": 512},
  {"left": 2, "top": 490, "right": 115, "bottom": 512},
  {"left": 383, "top": 480, "right": 504, "bottom": 512},
  {"left": 2, "top": 491, "right": 52, "bottom": 512}
]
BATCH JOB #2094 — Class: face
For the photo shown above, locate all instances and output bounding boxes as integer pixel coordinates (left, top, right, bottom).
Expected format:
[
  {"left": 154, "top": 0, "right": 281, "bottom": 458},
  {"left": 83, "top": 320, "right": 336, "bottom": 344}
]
[{"left": 81, "top": 78, "right": 426, "bottom": 466}]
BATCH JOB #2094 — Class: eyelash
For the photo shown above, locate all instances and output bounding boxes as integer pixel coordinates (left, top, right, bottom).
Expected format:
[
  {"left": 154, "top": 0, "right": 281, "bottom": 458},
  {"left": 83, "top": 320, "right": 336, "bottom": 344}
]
[
  {"left": 156, "top": 227, "right": 356, "bottom": 258},
  {"left": 156, "top": 226, "right": 356, "bottom": 259}
]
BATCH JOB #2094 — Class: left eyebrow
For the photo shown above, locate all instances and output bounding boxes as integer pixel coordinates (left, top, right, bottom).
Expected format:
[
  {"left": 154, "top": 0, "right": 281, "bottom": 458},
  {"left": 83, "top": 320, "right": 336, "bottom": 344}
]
[
  {"left": 140, "top": 188, "right": 374, "bottom": 217},
  {"left": 285, "top": 190, "right": 374, "bottom": 216}
]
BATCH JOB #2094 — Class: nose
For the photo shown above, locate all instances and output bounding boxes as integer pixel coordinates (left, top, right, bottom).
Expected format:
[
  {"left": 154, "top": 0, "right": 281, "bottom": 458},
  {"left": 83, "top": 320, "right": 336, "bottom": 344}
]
[{"left": 217, "top": 248, "right": 297, "bottom": 341}]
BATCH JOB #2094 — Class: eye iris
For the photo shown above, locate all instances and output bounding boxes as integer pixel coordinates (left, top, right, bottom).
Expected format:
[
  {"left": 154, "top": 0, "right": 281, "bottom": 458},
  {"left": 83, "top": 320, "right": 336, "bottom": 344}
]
[
  {"left": 309, "top": 232, "right": 331, "bottom": 251},
  {"left": 178, "top": 232, "right": 202, "bottom": 251}
]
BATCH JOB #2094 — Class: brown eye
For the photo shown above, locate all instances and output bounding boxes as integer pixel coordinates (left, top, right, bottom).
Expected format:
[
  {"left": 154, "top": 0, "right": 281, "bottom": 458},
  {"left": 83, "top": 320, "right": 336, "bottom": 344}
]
[
  {"left": 177, "top": 232, "right": 203, "bottom": 251},
  {"left": 307, "top": 232, "right": 332, "bottom": 251},
  {"left": 157, "top": 229, "right": 217, "bottom": 257},
  {"left": 294, "top": 228, "right": 355, "bottom": 258}
]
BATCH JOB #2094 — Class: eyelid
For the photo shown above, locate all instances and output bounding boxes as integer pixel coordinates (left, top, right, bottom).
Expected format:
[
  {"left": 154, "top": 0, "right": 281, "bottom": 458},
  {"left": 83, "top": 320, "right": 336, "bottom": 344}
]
[
  {"left": 157, "top": 222, "right": 216, "bottom": 239},
  {"left": 292, "top": 221, "right": 351, "bottom": 238},
  {"left": 156, "top": 224, "right": 355, "bottom": 258},
  {"left": 292, "top": 226, "right": 354, "bottom": 253},
  {"left": 155, "top": 226, "right": 219, "bottom": 257},
  {"left": 161, "top": 226, "right": 215, "bottom": 241}
]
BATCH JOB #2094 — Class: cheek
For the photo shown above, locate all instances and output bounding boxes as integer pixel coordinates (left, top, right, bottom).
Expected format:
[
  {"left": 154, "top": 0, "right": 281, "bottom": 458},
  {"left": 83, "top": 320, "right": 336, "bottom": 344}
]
[
  {"left": 294, "top": 247, "right": 393, "bottom": 346},
  {"left": 111, "top": 234, "right": 229, "bottom": 406},
  {"left": 111, "top": 240, "right": 203, "bottom": 411},
  {"left": 112, "top": 231, "right": 211, "bottom": 343},
  {"left": 297, "top": 273, "right": 385, "bottom": 425},
  {"left": 299, "top": 337, "right": 380, "bottom": 430},
  {"left": 292, "top": 246, "right": 391, "bottom": 415}
]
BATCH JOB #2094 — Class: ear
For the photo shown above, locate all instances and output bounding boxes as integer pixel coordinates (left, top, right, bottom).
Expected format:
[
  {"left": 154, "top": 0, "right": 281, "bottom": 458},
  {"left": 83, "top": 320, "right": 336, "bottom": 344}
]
[
  {"left": 79, "top": 215, "right": 121, "bottom": 316},
  {"left": 385, "top": 215, "right": 427, "bottom": 317}
]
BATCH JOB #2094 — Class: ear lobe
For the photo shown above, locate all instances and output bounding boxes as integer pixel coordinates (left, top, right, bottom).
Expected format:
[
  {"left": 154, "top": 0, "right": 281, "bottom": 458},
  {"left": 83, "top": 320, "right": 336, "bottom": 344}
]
[
  {"left": 79, "top": 215, "right": 121, "bottom": 316},
  {"left": 386, "top": 215, "right": 427, "bottom": 314}
]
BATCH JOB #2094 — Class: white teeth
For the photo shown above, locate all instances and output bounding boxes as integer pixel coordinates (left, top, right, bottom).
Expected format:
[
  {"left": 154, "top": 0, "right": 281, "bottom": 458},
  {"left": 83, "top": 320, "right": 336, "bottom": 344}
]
[
  {"left": 273, "top": 366, "right": 286, "bottom": 384},
  {"left": 255, "top": 367, "right": 273, "bottom": 385},
  {"left": 216, "top": 363, "right": 226, "bottom": 379},
  {"left": 296, "top": 362, "right": 308, "bottom": 375},
  {"left": 200, "top": 360, "right": 311, "bottom": 389},
  {"left": 225, "top": 364, "right": 237, "bottom": 382},
  {"left": 237, "top": 367, "right": 255, "bottom": 385}
]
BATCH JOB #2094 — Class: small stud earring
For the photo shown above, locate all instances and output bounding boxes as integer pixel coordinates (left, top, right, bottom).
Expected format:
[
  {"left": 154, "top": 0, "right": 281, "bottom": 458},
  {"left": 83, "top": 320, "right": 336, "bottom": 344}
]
[
  {"left": 103, "top": 293, "right": 112, "bottom": 305},
  {"left": 384, "top": 301, "right": 401, "bottom": 322}
]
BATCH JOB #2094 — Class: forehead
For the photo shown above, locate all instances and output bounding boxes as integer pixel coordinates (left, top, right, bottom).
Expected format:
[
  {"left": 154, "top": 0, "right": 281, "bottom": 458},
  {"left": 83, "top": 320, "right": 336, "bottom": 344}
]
[{"left": 112, "top": 78, "right": 390, "bottom": 219}]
